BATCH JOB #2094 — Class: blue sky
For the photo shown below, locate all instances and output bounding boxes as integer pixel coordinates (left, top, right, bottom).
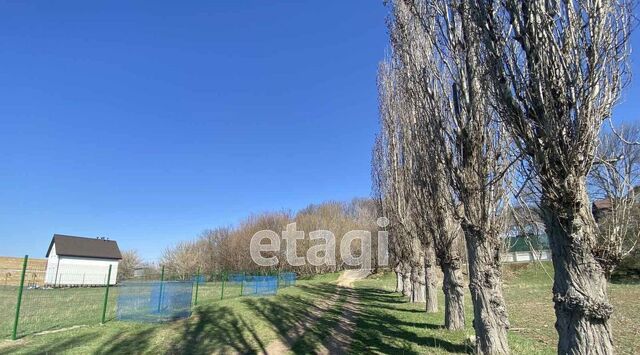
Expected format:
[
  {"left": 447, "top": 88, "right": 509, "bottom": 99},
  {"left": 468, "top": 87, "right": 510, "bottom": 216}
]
[{"left": 0, "top": 2, "right": 638, "bottom": 261}]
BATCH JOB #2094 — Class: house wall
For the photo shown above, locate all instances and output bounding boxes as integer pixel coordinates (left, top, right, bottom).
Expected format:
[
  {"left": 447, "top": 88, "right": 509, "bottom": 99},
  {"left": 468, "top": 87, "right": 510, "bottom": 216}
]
[
  {"left": 44, "top": 244, "right": 59, "bottom": 285},
  {"left": 501, "top": 250, "right": 551, "bottom": 263},
  {"left": 44, "top": 244, "right": 119, "bottom": 286}
]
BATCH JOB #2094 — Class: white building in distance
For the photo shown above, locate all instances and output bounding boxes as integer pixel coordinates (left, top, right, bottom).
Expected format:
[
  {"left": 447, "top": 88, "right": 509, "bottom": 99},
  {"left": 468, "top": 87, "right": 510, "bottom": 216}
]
[{"left": 44, "top": 234, "right": 122, "bottom": 286}]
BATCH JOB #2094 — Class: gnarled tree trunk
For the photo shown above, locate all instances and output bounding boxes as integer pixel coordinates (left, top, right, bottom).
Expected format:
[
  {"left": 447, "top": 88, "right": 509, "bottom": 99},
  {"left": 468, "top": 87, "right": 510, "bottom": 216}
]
[
  {"left": 425, "top": 246, "right": 439, "bottom": 313},
  {"left": 465, "top": 226, "right": 510, "bottom": 354},
  {"left": 542, "top": 182, "right": 613, "bottom": 354},
  {"left": 411, "top": 240, "right": 427, "bottom": 303},
  {"left": 395, "top": 264, "right": 404, "bottom": 294},
  {"left": 402, "top": 263, "right": 413, "bottom": 298},
  {"left": 441, "top": 261, "right": 465, "bottom": 330},
  {"left": 411, "top": 261, "right": 426, "bottom": 303}
]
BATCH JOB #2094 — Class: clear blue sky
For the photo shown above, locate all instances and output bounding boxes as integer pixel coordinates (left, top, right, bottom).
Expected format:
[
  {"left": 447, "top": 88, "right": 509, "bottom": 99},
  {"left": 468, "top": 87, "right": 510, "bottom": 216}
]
[{"left": 0, "top": 2, "right": 638, "bottom": 261}]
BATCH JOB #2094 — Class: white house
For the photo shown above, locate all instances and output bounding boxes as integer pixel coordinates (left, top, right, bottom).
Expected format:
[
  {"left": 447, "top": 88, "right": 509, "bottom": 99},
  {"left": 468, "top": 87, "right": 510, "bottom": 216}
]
[
  {"left": 501, "top": 249, "right": 551, "bottom": 263},
  {"left": 44, "top": 234, "right": 122, "bottom": 286}
]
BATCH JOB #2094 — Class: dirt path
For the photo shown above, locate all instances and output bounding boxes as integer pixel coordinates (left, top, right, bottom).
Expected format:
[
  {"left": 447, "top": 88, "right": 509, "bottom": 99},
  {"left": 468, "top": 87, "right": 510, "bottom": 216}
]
[
  {"left": 259, "top": 291, "right": 340, "bottom": 355},
  {"left": 260, "top": 269, "right": 369, "bottom": 355},
  {"left": 315, "top": 269, "right": 369, "bottom": 355},
  {"left": 336, "top": 269, "right": 371, "bottom": 288}
]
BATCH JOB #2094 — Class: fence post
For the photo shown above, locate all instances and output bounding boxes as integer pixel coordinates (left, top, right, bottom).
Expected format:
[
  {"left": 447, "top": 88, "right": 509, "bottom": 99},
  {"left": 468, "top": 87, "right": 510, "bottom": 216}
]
[
  {"left": 101, "top": 265, "right": 113, "bottom": 324},
  {"left": 220, "top": 272, "right": 226, "bottom": 300},
  {"left": 239, "top": 272, "right": 244, "bottom": 296},
  {"left": 194, "top": 267, "right": 200, "bottom": 306},
  {"left": 12, "top": 255, "right": 28, "bottom": 340},
  {"left": 157, "top": 265, "right": 165, "bottom": 313}
]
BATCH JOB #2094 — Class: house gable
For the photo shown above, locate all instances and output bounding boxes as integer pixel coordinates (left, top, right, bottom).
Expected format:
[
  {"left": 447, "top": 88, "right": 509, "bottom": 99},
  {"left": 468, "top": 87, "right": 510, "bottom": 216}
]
[{"left": 46, "top": 234, "right": 122, "bottom": 260}]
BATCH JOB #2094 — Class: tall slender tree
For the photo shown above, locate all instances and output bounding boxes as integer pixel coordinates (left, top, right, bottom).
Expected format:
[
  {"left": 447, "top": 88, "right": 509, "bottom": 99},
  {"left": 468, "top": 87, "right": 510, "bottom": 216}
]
[
  {"left": 476, "top": 0, "right": 632, "bottom": 352},
  {"left": 374, "top": 59, "right": 440, "bottom": 309},
  {"left": 390, "top": 1, "right": 514, "bottom": 352}
]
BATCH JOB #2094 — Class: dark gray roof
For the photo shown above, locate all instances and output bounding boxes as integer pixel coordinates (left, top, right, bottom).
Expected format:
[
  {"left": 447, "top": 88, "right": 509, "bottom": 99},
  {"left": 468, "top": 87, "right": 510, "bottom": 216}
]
[
  {"left": 46, "top": 234, "right": 122, "bottom": 260},
  {"left": 593, "top": 198, "right": 613, "bottom": 211}
]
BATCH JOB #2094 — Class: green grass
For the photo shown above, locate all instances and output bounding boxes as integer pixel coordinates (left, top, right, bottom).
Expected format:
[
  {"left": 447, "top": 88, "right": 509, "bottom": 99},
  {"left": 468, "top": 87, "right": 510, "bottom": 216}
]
[
  {"left": 1, "top": 266, "right": 639, "bottom": 354},
  {"left": 0, "top": 273, "right": 341, "bottom": 354},
  {"left": 350, "top": 263, "right": 640, "bottom": 354},
  {"left": 0, "top": 280, "right": 247, "bottom": 340},
  {"left": 0, "top": 277, "right": 282, "bottom": 339},
  {"left": 0, "top": 286, "right": 117, "bottom": 339}
]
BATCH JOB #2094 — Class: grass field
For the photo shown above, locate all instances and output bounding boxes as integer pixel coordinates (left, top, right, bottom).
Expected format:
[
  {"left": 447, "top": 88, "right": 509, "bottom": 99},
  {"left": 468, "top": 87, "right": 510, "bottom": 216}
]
[
  {"left": 0, "top": 280, "right": 249, "bottom": 340},
  {"left": 0, "top": 264, "right": 638, "bottom": 354},
  {"left": 0, "top": 286, "right": 114, "bottom": 339},
  {"left": 0, "top": 273, "right": 341, "bottom": 354},
  {"left": 350, "top": 263, "right": 640, "bottom": 354}
]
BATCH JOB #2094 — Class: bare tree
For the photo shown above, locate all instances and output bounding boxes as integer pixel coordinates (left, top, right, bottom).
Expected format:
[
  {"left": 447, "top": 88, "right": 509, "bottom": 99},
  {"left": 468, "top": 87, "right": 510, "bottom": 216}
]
[
  {"left": 590, "top": 124, "right": 640, "bottom": 277},
  {"left": 416, "top": 137, "right": 467, "bottom": 329},
  {"left": 372, "top": 134, "right": 409, "bottom": 294},
  {"left": 161, "top": 241, "right": 202, "bottom": 279},
  {"left": 476, "top": 0, "right": 632, "bottom": 352},
  {"left": 118, "top": 250, "right": 142, "bottom": 281},
  {"left": 387, "top": 0, "right": 468, "bottom": 329},
  {"left": 375, "top": 60, "right": 440, "bottom": 307},
  {"left": 387, "top": 1, "right": 514, "bottom": 351},
  {"left": 196, "top": 228, "right": 231, "bottom": 275}
]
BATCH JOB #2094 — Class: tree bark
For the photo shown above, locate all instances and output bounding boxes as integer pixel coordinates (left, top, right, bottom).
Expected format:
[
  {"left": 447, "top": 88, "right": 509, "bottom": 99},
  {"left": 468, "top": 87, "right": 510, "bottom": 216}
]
[
  {"left": 411, "top": 262, "right": 427, "bottom": 303},
  {"left": 465, "top": 226, "right": 510, "bottom": 355},
  {"left": 395, "top": 264, "right": 403, "bottom": 293},
  {"left": 402, "top": 264, "right": 413, "bottom": 298},
  {"left": 411, "top": 241, "right": 427, "bottom": 303},
  {"left": 542, "top": 182, "right": 614, "bottom": 354},
  {"left": 441, "top": 261, "right": 465, "bottom": 330},
  {"left": 425, "top": 247, "right": 439, "bottom": 313}
]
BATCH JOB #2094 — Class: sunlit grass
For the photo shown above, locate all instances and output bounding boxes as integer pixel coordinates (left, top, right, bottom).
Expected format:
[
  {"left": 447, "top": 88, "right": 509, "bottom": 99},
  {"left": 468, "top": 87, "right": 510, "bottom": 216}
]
[
  {"left": 1, "top": 267, "right": 638, "bottom": 354},
  {"left": 351, "top": 263, "right": 640, "bottom": 354}
]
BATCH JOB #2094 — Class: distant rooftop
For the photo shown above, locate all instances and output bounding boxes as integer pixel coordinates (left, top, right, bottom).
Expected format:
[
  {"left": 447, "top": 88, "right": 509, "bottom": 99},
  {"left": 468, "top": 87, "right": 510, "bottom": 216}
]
[{"left": 46, "top": 234, "right": 122, "bottom": 260}]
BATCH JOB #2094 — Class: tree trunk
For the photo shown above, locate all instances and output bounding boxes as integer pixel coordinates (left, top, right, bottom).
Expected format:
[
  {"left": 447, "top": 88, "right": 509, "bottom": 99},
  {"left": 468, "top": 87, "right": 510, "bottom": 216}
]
[
  {"left": 542, "top": 182, "right": 614, "bottom": 354},
  {"left": 425, "top": 247, "right": 439, "bottom": 313},
  {"left": 441, "top": 261, "right": 465, "bottom": 330},
  {"left": 402, "top": 264, "right": 413, "bottom": 298},
  {"left": 411, "top": 262, "right": 426, "bottom": 303},
  {"left": 395, "top": 264, "right": 403, "bottom": 293},
  {"left": 465, "top": 226, "right": 510, "bottom": 355}
]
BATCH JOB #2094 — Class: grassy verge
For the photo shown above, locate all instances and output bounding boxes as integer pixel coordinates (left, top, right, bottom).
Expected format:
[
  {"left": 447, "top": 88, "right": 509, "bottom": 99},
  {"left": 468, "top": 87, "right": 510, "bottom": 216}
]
[
  {"left": 0, "top": 273, "right": 341, "bottom": 354},
  {"left": 0, "top": 280, "right": 250, "bottom": 340},
  {"left": 0, "top": 286, "right": 117, "bottom": 339},
  {"left": 2, "top": 265, "right": 637, "bottom": 354},
  {"left": 350, "top": 263, "right": 640, "bottom": 355}
]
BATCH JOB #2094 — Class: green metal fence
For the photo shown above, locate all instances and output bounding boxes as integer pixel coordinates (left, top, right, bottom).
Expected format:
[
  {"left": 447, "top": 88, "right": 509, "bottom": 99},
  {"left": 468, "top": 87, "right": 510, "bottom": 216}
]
[
  {"left": 1, "top": 255, "right": 297, "bottom": 340},
  {"left": 0, "top": 255, "right": 118, "bottom": 339}
]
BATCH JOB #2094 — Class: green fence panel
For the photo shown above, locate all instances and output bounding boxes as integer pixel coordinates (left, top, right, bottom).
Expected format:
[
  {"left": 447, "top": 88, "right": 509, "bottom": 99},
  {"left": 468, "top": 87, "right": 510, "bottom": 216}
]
[
  {"left": 1, "top": 263, "right": 299, "bottom": 340},
  {"left": 12, "top": 255, "right": 28, "bottom": 340},
  {"left": 5, "top": 260, "right": 113, "bottom": 339}
]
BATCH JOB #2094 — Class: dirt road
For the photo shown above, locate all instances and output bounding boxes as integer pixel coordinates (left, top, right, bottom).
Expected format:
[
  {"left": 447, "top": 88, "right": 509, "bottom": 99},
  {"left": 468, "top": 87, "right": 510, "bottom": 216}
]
[{"left": 261, "top": 269, "right": 370, "bottom": 355}]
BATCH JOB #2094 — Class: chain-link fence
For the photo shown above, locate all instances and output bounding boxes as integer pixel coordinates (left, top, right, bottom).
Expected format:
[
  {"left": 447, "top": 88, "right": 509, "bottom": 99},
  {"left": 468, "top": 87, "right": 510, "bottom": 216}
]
[
  {"left": 117, "top": 281, "right": 193, "bottom": 322},
  {"left": 1, "top": 255, "right": 298, "bottom": 339}
]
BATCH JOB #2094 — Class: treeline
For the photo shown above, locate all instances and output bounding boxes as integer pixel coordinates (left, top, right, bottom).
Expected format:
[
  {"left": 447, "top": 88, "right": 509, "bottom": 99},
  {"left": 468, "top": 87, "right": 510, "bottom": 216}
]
[
  {"left": 374, "top": 1, "right": 635, "bottom": 355},
  {"left": 160, "top": 198, "right": 380, "bottom": 278}
]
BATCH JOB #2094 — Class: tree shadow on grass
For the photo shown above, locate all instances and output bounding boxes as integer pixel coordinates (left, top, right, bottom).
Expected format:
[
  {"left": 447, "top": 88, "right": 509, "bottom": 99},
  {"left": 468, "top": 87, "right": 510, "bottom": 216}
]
[
  {"left": 244, "top": 281, "right": 469, "bottom": 354},
  {"left": 1, "top": 333, "right": 100, "bottom": 354},
  {"left": 4, "top": 281, "right": 472, "bottom": 354},
  {"left": 169, "top": 303, "right": 267, "bottom": 354},
  {"left": 94, "top": 327, "right": 158, "bottom": 354},
  {"left": 242, "top": 282, "right": 363, "bottom": 353},
  {"left": 350, "top": 286, "right": 472, "bottom": 354},
  {"left": 242, "top": 291, "right": 332, "bottom": 351},
  {"left": 58, "top": 304, "right": 265, "bottom": 354}
]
